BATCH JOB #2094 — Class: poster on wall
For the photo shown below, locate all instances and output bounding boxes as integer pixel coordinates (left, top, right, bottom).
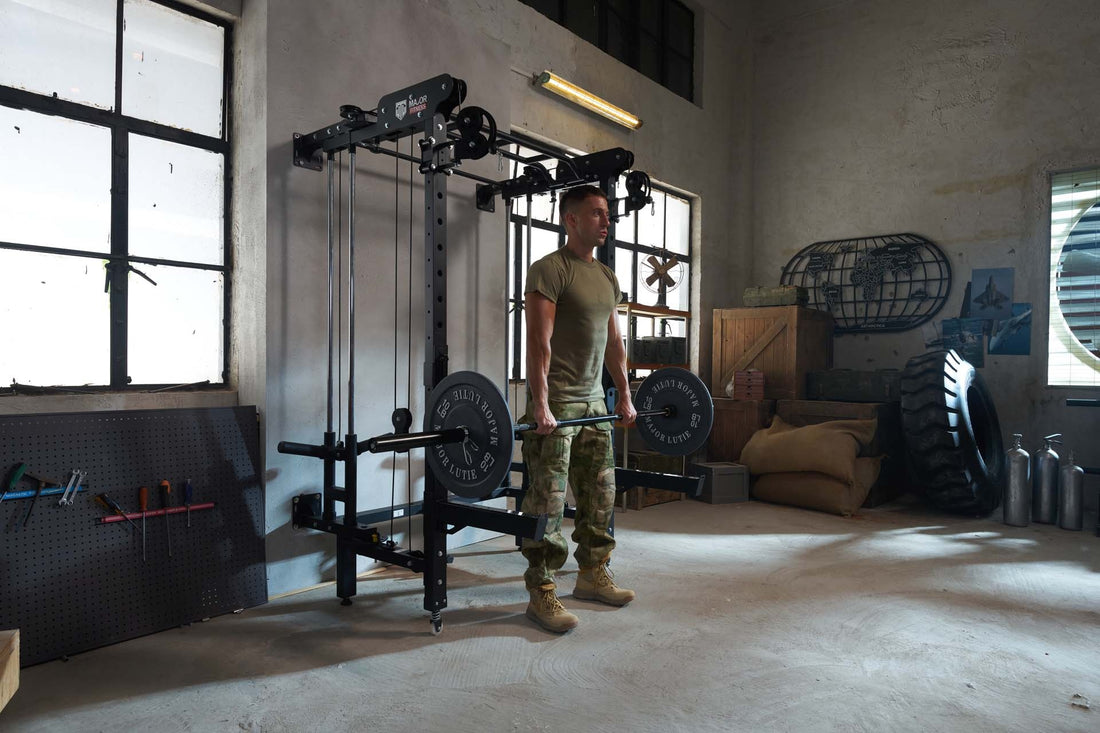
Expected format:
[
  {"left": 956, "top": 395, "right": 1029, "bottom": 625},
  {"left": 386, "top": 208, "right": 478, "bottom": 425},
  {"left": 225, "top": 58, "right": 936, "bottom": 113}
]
[
  {"left": 942, "top": 317, "right": 986, "bottom": 367},
  {"left": 989, "top": 303, "right": 1032, "bottom": 356},
  {"left": 969, "top": 267, "right": 1014, "bottom": 323}
]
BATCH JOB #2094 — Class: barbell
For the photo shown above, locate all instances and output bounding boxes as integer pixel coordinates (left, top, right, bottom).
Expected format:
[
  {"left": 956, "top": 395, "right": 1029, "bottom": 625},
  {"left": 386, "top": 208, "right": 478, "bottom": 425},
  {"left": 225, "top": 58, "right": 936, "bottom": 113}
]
[{"left": 364, "top": 366, "right": 713, "bottom": 499}]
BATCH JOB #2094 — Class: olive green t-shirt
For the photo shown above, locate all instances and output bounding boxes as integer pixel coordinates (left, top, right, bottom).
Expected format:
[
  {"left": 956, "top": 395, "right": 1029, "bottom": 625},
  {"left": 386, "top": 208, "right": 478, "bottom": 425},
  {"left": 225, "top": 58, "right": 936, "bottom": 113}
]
[{"left": 525, "top": 247, "right": 621, "bottom": 403}]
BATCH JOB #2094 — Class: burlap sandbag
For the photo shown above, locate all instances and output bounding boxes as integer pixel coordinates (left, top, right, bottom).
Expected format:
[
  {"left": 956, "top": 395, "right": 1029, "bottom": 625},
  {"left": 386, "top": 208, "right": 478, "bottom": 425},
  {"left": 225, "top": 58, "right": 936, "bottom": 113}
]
[
  {"left": 751, "top": 458, "right": 883, "bottom": 516},
  {"left": 739, "top": 415, "right": 877, "bottom": 483}
]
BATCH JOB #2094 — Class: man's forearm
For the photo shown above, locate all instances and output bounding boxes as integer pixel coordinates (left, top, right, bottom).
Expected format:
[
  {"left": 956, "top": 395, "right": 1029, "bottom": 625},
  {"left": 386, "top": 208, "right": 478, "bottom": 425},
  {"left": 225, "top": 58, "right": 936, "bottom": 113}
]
[
  {"left": 527, "top": 341, "right": 552, "bottom": 407},
  {"left": 604, "top": 340, "right": 630, "bottom": 396}
]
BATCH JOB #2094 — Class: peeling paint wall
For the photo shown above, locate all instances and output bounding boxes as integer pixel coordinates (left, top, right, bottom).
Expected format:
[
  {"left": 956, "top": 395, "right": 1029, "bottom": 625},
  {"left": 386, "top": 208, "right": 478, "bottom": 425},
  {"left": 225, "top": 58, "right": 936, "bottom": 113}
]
[{"left": 752, "top": 0, "right": 1100, "bottom": 487}]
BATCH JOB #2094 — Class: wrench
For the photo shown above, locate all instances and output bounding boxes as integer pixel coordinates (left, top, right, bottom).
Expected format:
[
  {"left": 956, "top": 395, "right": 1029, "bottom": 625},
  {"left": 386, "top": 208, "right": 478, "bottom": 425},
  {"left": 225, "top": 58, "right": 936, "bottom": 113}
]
[
  {"left": 59, "top": 470, "right": 87, "bottom": 506},
  {"left": 58, "top": 469, "right": 80, "bottom": 506}
]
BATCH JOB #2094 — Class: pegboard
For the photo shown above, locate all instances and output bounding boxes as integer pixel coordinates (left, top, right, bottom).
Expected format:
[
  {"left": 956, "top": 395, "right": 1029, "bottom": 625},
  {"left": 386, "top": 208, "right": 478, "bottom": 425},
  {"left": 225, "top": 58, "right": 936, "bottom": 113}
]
[{"left": 0, "top": 406, "right": 266, "bottom": 667}]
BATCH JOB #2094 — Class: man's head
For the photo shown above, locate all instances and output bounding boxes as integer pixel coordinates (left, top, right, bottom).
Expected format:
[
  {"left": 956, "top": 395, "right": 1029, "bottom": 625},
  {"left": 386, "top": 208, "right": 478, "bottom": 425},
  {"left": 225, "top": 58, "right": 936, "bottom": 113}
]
[{"left": 559, "top": 185, "right": 610, "bottom": 249}]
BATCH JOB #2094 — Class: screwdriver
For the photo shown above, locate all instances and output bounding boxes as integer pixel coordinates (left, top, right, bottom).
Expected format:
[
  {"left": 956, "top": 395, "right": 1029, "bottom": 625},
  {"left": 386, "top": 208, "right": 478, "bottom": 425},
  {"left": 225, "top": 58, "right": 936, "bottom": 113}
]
[
  {"left": 95, "top": 492, "right": 141, "bottom": 534},
  {"left": 1, "top": 462, "right": 27, "bottom": 505},
  {"left": 139, "top": 486, "right": 149, "bottom": 562},
  {"left": 160, "top": 479, "right": 172, "bottom": 557},
  {"left": 184, "top": 479, "right": 194, "bottom": 528}
]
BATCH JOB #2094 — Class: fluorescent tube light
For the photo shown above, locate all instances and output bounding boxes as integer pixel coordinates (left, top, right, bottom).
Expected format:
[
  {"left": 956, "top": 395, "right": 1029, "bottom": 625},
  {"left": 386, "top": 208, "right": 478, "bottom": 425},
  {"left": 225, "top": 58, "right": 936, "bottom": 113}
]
[{"left": 535, "top": 71, "right": 642, "bottom": 130}]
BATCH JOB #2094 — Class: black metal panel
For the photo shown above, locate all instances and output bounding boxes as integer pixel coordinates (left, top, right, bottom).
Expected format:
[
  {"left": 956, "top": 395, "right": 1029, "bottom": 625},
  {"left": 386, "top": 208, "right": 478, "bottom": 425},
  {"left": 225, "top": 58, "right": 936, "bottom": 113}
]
[{"left": 0, "top": 406, "right": 266, "bottom": 666}]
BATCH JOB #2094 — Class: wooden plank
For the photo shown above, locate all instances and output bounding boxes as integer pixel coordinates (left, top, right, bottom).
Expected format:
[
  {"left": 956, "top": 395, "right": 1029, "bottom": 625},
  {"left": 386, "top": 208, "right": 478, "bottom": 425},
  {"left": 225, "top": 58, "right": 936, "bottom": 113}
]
[
  {"left": 722, "top": 317, "right": 788, "bottom": 391},
  {"left": 0, "top": 630, "right": 18, "bottom": 713}
]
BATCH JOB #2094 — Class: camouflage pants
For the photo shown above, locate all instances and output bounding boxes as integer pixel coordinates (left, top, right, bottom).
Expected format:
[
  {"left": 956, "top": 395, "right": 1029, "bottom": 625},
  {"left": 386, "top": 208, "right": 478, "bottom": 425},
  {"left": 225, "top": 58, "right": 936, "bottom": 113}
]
[{"left": 520, "top": 400, "right": 617, "bottom": 590}]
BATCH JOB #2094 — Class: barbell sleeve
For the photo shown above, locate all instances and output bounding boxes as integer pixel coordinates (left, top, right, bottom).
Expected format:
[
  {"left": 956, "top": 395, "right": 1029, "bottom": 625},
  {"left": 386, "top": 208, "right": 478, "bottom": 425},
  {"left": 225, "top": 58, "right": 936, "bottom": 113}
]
[
  {"left": 277, "top": 441, "right": 338, "bottom": 459},
  {"left": 361, "top": 427, "right": 469, "bottom": 454}
]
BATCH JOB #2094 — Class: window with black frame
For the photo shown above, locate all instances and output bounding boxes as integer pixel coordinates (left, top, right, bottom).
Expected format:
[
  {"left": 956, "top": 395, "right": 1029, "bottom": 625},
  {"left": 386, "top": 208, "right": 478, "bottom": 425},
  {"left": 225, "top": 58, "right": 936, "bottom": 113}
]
[
  {"left": 504, "top": 139, "right": 693, "bottom": 381},
  {"left": 519, "top": 0, "right": 695, "bottom": 102},
  {"left": 0, "top": 0, "right": 230, "bottom": 390}
]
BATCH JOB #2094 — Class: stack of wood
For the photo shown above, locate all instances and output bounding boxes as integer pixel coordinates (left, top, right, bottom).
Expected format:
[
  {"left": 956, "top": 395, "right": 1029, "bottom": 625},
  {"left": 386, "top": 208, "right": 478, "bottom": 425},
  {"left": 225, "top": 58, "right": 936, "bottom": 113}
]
[{"left": 730, "top": 369, "right": 765, "bottom": 400}]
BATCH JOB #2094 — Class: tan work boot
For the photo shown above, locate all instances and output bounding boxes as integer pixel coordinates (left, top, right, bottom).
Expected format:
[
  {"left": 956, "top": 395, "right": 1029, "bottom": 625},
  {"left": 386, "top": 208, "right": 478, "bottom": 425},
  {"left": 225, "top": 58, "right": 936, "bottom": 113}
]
[
  {"left": 526, "top": 583, "right": 580, "bottom": 633},
  {"left": 574, "top": 563, "right": 636, "bottom": 606}
]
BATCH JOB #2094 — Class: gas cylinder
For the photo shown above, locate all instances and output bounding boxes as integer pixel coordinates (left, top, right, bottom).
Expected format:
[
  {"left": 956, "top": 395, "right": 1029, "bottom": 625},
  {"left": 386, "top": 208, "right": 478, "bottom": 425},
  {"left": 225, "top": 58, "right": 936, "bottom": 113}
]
[
  {"left": 1032, "top": 434, "right": 1062, "bottom": 524},
  {"left": 1059, "top": 450, "right": 1085, "bottom": 531},
  {"left": 1003, "top": 434, "right": 1030, "bottom": 527}
]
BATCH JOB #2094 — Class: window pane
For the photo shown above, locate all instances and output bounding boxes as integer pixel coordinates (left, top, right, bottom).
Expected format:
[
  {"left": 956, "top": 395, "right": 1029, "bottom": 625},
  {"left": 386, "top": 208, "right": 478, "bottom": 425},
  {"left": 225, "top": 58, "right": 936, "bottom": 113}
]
[
  {"left": 564, "top": 0, "right": 598, "bottom": 46},
  {"left": 666, "top": 51, "right": 693, "bottom": 100},
  {"left": 615, "top": 199, "right": 638, "bottom": 244},
  {"left": 0, "top": 106, "right": 111, "bottom": 252},
  {"left": 606, "top": 9, "right": 629, "bottom": 62},
  {"left": 637, "top": 191, "right": 666, "bottom": 248},
  {"left": 665, "top": 193, "right": 690, "bottom": 255},
  {"left": 615, "top": 247, "right": 634, "bottom": 303},
  {"left": 639, "top": 32, "right": 661, "bottom": 83},
  {"left": 530, "top": 192, "right": 557, "bottom": 224},
  {"left": 0, "top": 0, "right": 116, "bottom": 109},
  {"left": 0, "top": 250, "right": 110, "bottom": 386},
  {"left": 529, "top": 226, "right": 559, "bottom": 263},
  {"left": 639, "top": 0, "right": 661, "bottom": 34},
  {"left": 668, "top": 263, "right": 690, "bottom": 312},
  {"left": 122, "top": 0, "right": 224, "bottom": 138},
  {"left": 129, "top": 133, "right": 224, "bottom": 265},
  {"left": 667, "top": 0, "right": 693, "bottom": 56},
  {"left": 127, "top": 265, "right": 223, "bottom": 384}
]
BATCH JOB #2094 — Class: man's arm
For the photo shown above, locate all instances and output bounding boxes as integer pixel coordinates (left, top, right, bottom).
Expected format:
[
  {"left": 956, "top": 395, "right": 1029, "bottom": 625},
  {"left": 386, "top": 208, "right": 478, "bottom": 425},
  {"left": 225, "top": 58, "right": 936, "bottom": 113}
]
[
  {"left": 525, "top": 292, "right": 558, "bottom": 434},
  {"left": 604, "top": 311, "right": 637, "bottom": 426}
]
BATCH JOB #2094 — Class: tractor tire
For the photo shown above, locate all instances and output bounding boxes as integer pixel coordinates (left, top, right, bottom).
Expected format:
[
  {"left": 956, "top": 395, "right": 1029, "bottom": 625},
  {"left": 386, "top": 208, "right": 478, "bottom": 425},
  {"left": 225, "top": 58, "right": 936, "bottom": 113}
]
[{"left": 900, "top": 349, "right": 1004, "bottom": 516}]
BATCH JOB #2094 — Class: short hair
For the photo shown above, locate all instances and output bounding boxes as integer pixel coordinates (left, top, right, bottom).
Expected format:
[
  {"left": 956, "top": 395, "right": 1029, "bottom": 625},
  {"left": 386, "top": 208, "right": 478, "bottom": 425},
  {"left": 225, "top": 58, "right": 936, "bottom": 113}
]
[{"left": 558, "top": 185, "right": 608, "bottom": 223}]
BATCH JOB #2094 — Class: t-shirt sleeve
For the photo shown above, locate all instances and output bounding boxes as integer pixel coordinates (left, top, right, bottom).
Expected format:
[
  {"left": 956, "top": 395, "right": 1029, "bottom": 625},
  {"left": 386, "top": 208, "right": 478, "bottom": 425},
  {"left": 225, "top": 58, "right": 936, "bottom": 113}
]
[
  {"left": 604, "top": 264, "right": 624, "bottom": 304},
  {"left": 525, "top": 257, "right": 567, "bottom": 303}
]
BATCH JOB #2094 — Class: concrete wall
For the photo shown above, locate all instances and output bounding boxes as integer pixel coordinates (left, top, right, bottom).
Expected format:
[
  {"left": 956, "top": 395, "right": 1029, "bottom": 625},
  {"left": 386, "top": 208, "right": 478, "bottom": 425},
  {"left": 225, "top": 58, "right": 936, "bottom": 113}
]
[
  {"left": 751, "top": 0, "right": 1100, "bottom": 477},
  {"left": 256, "top": 0, "right": 753, "bottom": 594}
]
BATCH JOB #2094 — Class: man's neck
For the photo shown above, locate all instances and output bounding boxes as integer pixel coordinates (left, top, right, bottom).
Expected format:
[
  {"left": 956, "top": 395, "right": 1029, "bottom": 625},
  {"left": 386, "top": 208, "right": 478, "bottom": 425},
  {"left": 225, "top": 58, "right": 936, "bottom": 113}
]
[{"left": 564, "top": 237, "right": 596, "bottom": 262}]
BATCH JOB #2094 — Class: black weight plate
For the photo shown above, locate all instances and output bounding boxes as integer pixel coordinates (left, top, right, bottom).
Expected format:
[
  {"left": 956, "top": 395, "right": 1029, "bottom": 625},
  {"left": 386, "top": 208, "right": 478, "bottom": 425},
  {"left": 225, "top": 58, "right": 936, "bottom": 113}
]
[
  {"left": 424, "top": 371, "right": 514, "bottom": 498},
  {"left": 634, "top": 367, "right": 714, "bottom": 456}
]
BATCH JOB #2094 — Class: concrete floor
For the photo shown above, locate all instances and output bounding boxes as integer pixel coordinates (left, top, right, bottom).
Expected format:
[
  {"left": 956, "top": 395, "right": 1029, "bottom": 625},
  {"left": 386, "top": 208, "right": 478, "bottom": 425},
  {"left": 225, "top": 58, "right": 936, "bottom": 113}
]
[{"left": 3, "top": 497, "right": 1098, "bottom": 732}]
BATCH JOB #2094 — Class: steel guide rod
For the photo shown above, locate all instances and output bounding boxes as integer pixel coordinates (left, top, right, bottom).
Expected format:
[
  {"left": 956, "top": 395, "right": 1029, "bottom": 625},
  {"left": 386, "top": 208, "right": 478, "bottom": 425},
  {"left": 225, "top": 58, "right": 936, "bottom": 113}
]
[{"left": 323, "top": 152, "right": 338, "bottom": 522}]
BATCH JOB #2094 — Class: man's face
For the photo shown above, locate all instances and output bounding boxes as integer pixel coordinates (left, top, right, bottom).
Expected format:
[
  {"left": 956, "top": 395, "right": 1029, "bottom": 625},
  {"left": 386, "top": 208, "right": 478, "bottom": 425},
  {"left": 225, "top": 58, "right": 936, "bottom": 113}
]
[{"left": 567, "top": 195, "right": 610, "bottom": 247}]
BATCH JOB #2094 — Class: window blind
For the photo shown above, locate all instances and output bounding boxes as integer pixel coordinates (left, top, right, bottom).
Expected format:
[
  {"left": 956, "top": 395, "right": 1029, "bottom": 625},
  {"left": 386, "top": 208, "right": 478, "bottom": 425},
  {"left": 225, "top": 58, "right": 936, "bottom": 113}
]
[{"left": 1049, "top": 168, "right": 1100, "bottom": 387}]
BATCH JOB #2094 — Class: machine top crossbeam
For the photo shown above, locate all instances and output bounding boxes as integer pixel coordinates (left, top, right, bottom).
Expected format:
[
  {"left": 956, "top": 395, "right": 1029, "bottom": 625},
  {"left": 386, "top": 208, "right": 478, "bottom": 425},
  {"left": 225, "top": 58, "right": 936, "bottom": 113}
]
[{"left": 293, "top": 74, "right": 466, "bottom": 170}]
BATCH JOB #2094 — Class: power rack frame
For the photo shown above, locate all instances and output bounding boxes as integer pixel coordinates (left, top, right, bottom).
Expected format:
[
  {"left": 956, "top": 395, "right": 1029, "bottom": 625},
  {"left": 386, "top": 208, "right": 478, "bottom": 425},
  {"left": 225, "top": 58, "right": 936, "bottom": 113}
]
[{"left": 283, "top": 74, "right": 698, "bottom": 633}]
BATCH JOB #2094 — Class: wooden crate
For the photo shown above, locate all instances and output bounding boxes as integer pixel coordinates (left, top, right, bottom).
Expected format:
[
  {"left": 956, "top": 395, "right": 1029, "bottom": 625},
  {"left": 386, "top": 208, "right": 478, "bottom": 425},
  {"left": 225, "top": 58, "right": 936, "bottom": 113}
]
[
  {"left": 707, "top": 398, "right": 776, "bottom": 462},
  {"left": 775, "top": 399, "right": 908, "bottom": 507},
  {"left": 1, "top": 630, "right": 17, "bottom": 713},
  {"left": 712, "top": 306, "right": 834, "bottom": 400}
]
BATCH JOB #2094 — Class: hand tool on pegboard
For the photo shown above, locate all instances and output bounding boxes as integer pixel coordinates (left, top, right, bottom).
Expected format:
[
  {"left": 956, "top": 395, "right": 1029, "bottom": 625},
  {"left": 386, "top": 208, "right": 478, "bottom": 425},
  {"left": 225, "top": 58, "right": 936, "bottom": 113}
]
[
  {"left": 1, "top": 463, "right": 27, "bottom": 505},
  {"left": 184, "top": 479, "right": 194, "bottom": 527},
  {"left": 95, "top": 493, "right": 141, "bottom": 535},
  {"left": 57, "top": 469, "right": 87, "bottom": 507},
  {"left": 160, "top": 479, "right": 172, "bottom": 557},
  {"left": 139, "top": 486, "right": 149, "bottom": 562},
  {"left": 21, "top": 470, "right": 61, "bottom": 528}
]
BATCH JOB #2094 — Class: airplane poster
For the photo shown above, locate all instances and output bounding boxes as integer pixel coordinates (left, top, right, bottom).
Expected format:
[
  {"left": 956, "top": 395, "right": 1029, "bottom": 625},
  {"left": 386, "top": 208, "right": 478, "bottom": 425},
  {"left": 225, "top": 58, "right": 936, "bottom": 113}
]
[
  {"left": 942, "top": 317, "right": 986, "bottom": 367},
  {"left": 989, "top": 302, "right": 1032, "bottom": 356},
  {"left": 969, "top": 267, "right": 1014, "bottom": 322}
]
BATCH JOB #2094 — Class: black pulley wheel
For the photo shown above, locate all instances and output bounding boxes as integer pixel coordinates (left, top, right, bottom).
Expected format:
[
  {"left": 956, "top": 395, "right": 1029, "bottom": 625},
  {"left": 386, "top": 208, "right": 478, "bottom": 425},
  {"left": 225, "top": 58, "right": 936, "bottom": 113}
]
[
  {"left": 424, "top": 371, "right": 514, "bottom": 499},
  {"left": 900, "top": 349, "right": 1004, "bottom": 515}
]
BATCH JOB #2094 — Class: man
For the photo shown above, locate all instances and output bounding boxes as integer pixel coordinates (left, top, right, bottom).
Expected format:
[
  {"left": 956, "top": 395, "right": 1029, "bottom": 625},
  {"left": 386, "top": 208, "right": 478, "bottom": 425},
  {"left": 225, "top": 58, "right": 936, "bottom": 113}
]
[{"left": 520, "top": 184, "right": 637, "bottom": 633}]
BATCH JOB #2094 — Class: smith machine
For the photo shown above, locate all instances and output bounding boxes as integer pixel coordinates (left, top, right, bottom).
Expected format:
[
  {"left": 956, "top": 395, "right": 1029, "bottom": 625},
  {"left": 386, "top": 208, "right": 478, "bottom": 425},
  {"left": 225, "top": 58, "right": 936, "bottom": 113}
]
[{"left": 281, "top": 74, "right": 713, "bottom": 633}]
